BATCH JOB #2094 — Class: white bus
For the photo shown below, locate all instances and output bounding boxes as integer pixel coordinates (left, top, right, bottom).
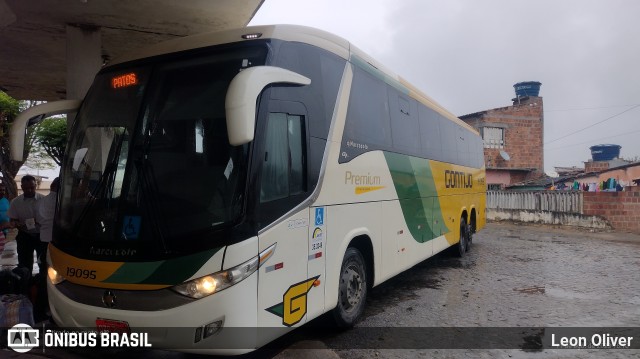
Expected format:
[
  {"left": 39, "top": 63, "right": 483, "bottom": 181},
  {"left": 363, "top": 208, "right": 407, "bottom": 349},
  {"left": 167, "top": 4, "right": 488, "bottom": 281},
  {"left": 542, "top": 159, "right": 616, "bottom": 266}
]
[{"left": 11, "top": 25, "right": 486, "bottom": 354}]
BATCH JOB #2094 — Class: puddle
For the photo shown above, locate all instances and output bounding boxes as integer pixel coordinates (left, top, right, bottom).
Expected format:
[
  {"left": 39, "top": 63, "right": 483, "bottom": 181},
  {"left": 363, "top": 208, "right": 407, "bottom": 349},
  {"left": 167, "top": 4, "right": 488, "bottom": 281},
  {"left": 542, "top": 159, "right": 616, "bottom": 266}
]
[
  {"left": 362, "top": 258, "right": 448, "bottom": 318},
  {"left": 514, "top": 286, "right": 600, "bottom": 300},
  {"left": 508, "top": 256, "right": 540, "bottom": 263},
  {"left": 360, "top": 252, "right": 476, "bottom": 319},
  {"left": 430, "top": 255, "right": 476, "bottom": 270},
  {"left": 514, "top": 285, "right": 546, "bottom": 294},
  {"left": 366, "top": 273, "right": 441, "bottom": 303},
  {"left": 545, "top": 287, "right": 599, "bottom": 300}
]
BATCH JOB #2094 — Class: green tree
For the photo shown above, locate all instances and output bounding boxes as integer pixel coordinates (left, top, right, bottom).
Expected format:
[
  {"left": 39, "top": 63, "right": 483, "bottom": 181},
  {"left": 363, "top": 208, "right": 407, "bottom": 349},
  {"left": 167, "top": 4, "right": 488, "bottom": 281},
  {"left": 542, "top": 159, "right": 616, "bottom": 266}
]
[
  {"left": 0, "top": 91, "right": 40, "bottom": 198},
  {"left": 33, "top": 116, "right": 67, "bottom": 166},
  {"left": 23, "top": 142, "right": 58, "bottom": 173}
]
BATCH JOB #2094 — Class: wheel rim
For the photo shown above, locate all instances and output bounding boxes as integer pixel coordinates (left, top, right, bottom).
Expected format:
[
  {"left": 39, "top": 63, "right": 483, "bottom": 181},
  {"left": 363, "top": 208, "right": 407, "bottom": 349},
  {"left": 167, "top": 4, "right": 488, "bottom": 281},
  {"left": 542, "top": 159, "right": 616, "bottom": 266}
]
[{"left": 342, "top": 264, "right": 363, "bottom": 310}]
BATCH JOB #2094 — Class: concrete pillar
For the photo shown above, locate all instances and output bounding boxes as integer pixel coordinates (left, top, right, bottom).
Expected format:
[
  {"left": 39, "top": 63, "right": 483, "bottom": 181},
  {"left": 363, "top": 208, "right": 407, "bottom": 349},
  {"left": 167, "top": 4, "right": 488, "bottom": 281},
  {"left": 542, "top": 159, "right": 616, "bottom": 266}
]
[
  {"left": 66, "top": 25, "right": 102, "bottom": 129},
  {"left": 66, "top": 24, "right": 102, "bottom": 100}
]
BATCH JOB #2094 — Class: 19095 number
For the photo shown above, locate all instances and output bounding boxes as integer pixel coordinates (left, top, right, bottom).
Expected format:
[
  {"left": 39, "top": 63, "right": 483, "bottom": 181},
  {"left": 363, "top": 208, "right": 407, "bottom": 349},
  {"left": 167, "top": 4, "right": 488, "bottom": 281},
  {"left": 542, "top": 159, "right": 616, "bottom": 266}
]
[{"left": 66, "top": 267, "right": 97, "bottom": 280}]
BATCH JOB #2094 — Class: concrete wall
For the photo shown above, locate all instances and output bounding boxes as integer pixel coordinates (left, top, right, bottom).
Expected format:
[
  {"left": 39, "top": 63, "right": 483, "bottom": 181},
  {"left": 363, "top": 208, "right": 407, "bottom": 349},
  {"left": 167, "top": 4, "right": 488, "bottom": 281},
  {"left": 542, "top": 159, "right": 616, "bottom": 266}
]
[
  {"left": 487, "top": 208, "right": 610, "bottom": 230},
  {"left": 487, "top": 191, "right": 583, "bottom": 213},
  {"left": 486, "top": 170, "right": 512, "bottom": 188},
  {"left": 597, "top": 164, "right": 640, "bottom": 185},
  {"left": 487, "top": 189, "right": 640, "bottom": 234}
]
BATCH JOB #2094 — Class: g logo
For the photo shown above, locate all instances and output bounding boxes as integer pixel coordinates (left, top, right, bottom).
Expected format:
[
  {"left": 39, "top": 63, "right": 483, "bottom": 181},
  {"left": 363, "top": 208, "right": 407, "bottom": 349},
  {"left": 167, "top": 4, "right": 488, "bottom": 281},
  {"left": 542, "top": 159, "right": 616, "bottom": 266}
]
[{"left": 266, "top": 276, "right": 320, "bottom": 326}]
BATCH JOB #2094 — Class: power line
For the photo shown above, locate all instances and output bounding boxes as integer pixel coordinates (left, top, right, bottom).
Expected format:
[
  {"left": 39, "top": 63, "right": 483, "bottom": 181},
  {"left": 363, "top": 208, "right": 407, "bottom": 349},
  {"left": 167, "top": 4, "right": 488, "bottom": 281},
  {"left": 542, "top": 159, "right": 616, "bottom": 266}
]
[
  {"left": 546, "top": 104, "right": 640, "bottom": 112},
  {"left": 544, "top": 104, "right": 640, "bottom": 145},
  {"left": 545, "top": 129, "right": 640, "bottom": 151}
]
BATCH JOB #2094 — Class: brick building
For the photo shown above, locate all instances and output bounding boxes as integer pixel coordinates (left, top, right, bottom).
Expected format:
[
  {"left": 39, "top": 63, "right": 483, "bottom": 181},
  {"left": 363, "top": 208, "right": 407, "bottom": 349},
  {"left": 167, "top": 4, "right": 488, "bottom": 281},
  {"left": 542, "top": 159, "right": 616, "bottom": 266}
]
[{"left": 460, "top": 83, "right": 545, "bottom": 189}]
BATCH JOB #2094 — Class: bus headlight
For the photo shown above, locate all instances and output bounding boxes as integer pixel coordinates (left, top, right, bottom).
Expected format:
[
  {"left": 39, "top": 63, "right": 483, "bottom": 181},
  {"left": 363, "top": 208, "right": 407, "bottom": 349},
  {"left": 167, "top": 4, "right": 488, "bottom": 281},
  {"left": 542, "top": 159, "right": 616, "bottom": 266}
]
[
  {"left": 172, "top": 256, "right": 259, "bottom": 299},
  {"left": 48, "top": 267, "right": 66, "bottom": 285}
]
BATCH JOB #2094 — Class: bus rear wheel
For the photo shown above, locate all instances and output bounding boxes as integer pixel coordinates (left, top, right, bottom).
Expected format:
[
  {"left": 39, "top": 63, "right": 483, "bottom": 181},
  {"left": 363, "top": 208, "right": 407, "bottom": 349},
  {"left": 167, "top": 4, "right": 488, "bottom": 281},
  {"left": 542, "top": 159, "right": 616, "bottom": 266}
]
[
  {"left": 455, "top": 218, "right": 467, "bottom": 257},
  {"left": 332, "top": 247, "right": 367, "bottom": 327},
  {"left": 466, "top": 222, "right": 473, "bottom": 251}
]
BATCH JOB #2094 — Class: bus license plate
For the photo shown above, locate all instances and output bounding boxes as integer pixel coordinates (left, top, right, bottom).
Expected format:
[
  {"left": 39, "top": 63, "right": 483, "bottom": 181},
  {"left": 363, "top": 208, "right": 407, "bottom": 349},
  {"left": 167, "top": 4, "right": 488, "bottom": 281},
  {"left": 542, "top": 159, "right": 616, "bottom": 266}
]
[{"left": 96, "top": 318, "right": 131, "bottom": 334}]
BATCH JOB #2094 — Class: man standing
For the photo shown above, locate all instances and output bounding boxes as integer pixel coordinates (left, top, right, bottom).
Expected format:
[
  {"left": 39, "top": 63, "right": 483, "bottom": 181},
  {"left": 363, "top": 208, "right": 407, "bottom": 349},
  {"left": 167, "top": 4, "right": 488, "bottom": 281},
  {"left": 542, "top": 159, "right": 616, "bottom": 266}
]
[
  {"left": 34, "top": 176, "right": 58, "bottom": 322},
  {"left": 7, "top": 175, "right": 44, "bottom": 273},
  {"left": 36, "top": 177, "right": 59, "bottom": 270}
]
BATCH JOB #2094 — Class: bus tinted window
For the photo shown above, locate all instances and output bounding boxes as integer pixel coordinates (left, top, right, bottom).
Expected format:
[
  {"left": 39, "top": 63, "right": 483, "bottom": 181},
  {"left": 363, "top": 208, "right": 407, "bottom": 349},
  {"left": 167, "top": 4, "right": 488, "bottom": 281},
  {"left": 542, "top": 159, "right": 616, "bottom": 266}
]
[
  {"left": 389, "top": 89, "right": 420, "bottom": 153},
  {"left": 344, "top": 66, "right": 391, "bottom": 149},
  {"left": 260, "top": 113, "right": 307, "bottom": 203}
]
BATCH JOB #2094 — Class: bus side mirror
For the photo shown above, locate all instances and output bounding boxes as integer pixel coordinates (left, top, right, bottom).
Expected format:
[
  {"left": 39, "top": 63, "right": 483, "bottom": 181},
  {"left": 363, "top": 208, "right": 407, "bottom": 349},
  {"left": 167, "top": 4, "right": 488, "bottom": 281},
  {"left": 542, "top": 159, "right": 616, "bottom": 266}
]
[
  {"left": 10, "top": 99, "right": 82, "bottom": 161},
  {"left": 225, "top": 66, "right": 310, "bottom": 146}
]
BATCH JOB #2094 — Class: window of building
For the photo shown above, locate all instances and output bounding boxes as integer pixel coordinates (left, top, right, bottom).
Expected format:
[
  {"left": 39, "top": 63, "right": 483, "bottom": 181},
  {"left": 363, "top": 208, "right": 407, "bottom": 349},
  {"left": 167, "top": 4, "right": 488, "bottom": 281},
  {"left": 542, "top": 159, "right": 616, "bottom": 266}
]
[
  {"left": 487, "top": 184, "right": 503, "bottom": 191},
  {"left": 482, "top": 127, "right": 504, "bottom": 149}
]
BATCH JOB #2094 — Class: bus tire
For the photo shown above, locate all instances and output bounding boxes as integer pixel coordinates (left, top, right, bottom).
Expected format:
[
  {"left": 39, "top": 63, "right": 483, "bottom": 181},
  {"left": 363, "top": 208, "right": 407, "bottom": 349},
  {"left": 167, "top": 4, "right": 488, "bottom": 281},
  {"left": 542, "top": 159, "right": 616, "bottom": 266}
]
[
  {"left": 466, "top": 223, "right": 473, "bottom": 251},
  {"left": 332, "top": 247, "right": 367, "bottom": 327},
  {"left": 455, "top": 218, "right": 467, "bottom": 257}
]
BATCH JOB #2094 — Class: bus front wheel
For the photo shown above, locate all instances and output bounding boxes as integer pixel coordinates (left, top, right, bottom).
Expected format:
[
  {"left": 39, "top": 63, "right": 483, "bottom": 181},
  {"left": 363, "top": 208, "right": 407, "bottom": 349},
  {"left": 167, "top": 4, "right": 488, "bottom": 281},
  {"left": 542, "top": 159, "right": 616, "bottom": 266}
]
[{"left": 332, "top": 247, "right": 367, "bottom": 327}]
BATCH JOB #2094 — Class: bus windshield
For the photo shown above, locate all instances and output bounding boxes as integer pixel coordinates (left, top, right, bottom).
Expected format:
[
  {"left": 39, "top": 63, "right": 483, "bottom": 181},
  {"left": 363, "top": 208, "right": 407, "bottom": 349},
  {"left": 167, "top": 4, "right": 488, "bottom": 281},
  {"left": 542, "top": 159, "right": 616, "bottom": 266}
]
[{"left": 57, "top": 45, "right": 268, "bottom": 257}]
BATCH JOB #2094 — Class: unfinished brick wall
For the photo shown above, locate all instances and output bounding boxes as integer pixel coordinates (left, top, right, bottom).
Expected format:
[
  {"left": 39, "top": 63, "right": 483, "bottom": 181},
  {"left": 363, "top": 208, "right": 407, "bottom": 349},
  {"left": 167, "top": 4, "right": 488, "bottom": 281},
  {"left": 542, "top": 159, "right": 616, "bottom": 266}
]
[
  {"left": 585, "top": 161, "right": 610, "bottom": 173},
  {"left": 583, "top": 187, "right": 640, "bottom": 233}
]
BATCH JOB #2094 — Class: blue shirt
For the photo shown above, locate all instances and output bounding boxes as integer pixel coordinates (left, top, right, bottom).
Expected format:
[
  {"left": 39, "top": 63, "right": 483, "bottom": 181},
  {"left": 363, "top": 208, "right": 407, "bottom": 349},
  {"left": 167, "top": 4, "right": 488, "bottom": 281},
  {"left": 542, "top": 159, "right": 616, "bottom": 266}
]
[{"left": 0, "top": 197, "right": 9, "bottom": 224}]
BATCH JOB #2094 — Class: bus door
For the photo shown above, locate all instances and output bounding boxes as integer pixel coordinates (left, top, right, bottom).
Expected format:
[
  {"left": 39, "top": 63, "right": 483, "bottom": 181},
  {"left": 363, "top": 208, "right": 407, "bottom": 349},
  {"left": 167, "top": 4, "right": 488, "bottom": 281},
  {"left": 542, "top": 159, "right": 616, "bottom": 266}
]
[{"left": 257, "top": 101, "right": 319, "bottom": 332}]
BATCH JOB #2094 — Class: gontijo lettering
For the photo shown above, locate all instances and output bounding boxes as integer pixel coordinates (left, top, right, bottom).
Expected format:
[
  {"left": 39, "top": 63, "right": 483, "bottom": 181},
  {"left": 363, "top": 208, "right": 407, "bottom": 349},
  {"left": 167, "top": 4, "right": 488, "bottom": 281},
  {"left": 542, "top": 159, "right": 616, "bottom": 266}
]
[{"left": 444, "top": 170, "right": 473, "bottom": 189}]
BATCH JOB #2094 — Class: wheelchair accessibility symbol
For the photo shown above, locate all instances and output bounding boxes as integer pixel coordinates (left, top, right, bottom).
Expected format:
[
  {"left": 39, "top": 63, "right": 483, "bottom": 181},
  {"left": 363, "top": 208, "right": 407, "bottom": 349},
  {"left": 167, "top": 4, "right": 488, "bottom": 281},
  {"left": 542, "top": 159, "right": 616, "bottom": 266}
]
[
  {"left": 314, "top": 208, "right": 324, "bottom": 226},
  {"left": 123, "top": 216, "right": 141, "bottom": 239}
]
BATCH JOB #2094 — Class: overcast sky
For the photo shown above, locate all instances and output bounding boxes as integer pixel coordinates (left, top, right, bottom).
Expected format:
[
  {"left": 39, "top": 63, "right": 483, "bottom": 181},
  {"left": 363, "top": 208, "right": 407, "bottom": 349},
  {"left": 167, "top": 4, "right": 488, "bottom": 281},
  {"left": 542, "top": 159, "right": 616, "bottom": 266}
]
[{"left": 250, "top": 0, "right": 640, "bottom": 175}]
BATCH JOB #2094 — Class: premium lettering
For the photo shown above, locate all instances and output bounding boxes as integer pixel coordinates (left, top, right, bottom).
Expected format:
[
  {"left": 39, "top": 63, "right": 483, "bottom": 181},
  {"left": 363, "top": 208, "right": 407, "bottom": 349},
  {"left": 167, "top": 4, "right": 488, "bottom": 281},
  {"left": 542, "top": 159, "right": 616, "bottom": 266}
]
[{"left": 345, "top": 171, "right": 381, "bottom": 186}]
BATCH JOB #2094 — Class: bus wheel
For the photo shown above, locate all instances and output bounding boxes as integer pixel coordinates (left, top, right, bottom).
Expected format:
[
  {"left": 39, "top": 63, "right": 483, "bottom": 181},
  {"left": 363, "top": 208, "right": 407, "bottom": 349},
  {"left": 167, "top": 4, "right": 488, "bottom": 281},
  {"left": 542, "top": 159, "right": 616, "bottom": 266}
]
[
  {"left": 455, "top": 218, "right": 467, "bottom": 257},
  {"left": 332, "top": 247, "right": 367, "bottom": 327},
  {"left": 466, "top": 222, "right": 473, "bottom": 251}
]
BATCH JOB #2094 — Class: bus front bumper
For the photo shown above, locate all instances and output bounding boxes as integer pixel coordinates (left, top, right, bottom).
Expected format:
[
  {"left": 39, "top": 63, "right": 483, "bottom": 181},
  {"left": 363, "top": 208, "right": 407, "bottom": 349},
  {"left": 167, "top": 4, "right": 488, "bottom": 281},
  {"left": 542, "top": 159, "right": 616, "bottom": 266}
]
[{"left": 47, "top": 274, "right": 259, "bottom": 355}]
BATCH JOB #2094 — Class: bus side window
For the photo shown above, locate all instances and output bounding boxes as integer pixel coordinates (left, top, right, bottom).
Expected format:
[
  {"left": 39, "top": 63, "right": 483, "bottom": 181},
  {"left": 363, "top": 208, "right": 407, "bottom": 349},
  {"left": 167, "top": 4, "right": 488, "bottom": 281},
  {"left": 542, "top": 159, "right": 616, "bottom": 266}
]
[{"left": 260, "top": 112, "right": 307, "bottom": 203}]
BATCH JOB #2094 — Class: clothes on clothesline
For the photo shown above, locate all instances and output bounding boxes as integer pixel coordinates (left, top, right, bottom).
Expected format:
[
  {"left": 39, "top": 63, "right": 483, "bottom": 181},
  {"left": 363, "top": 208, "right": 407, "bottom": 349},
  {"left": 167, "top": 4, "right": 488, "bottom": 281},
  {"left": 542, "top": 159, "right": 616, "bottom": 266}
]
[{"left": 553, "top": 178, "right": 628, "bottom": 192}]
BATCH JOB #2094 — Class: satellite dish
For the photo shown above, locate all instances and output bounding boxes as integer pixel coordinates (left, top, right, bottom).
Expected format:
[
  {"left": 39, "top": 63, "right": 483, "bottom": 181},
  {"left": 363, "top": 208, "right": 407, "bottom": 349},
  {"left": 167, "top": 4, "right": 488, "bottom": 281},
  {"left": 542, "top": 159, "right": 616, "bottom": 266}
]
[{"left": 500, "top": 150, "right": 511, "bottom": 161}]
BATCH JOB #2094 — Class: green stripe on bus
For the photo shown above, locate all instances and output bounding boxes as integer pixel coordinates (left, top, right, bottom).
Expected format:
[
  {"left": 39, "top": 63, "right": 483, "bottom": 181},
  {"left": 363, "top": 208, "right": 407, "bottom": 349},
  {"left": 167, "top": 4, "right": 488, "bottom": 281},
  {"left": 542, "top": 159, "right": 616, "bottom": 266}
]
[
  {"left": 385, "top": 152, "right": 445, "bottom": 243},
  {"left": 103, "top": 247, "right": 222, "bottom": 285},
  {"left": 103, "top": 261, "right": 164, "bottom": 284}
]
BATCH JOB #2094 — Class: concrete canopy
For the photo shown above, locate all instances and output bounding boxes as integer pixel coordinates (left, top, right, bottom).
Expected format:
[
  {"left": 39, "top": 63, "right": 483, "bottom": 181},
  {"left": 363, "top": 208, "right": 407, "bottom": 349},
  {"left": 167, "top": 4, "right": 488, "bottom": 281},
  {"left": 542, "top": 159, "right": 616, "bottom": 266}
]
[{"left": 0, "top": 0, "right": 264, "bottom": 101}]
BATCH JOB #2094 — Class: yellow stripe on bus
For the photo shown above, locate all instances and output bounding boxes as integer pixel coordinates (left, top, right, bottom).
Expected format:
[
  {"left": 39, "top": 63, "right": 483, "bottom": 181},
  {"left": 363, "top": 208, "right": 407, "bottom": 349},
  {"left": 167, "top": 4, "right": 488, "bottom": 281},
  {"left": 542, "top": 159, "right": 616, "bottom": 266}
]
[{"left": 48, "top": 244, "right": 170, "bottom": 290}]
